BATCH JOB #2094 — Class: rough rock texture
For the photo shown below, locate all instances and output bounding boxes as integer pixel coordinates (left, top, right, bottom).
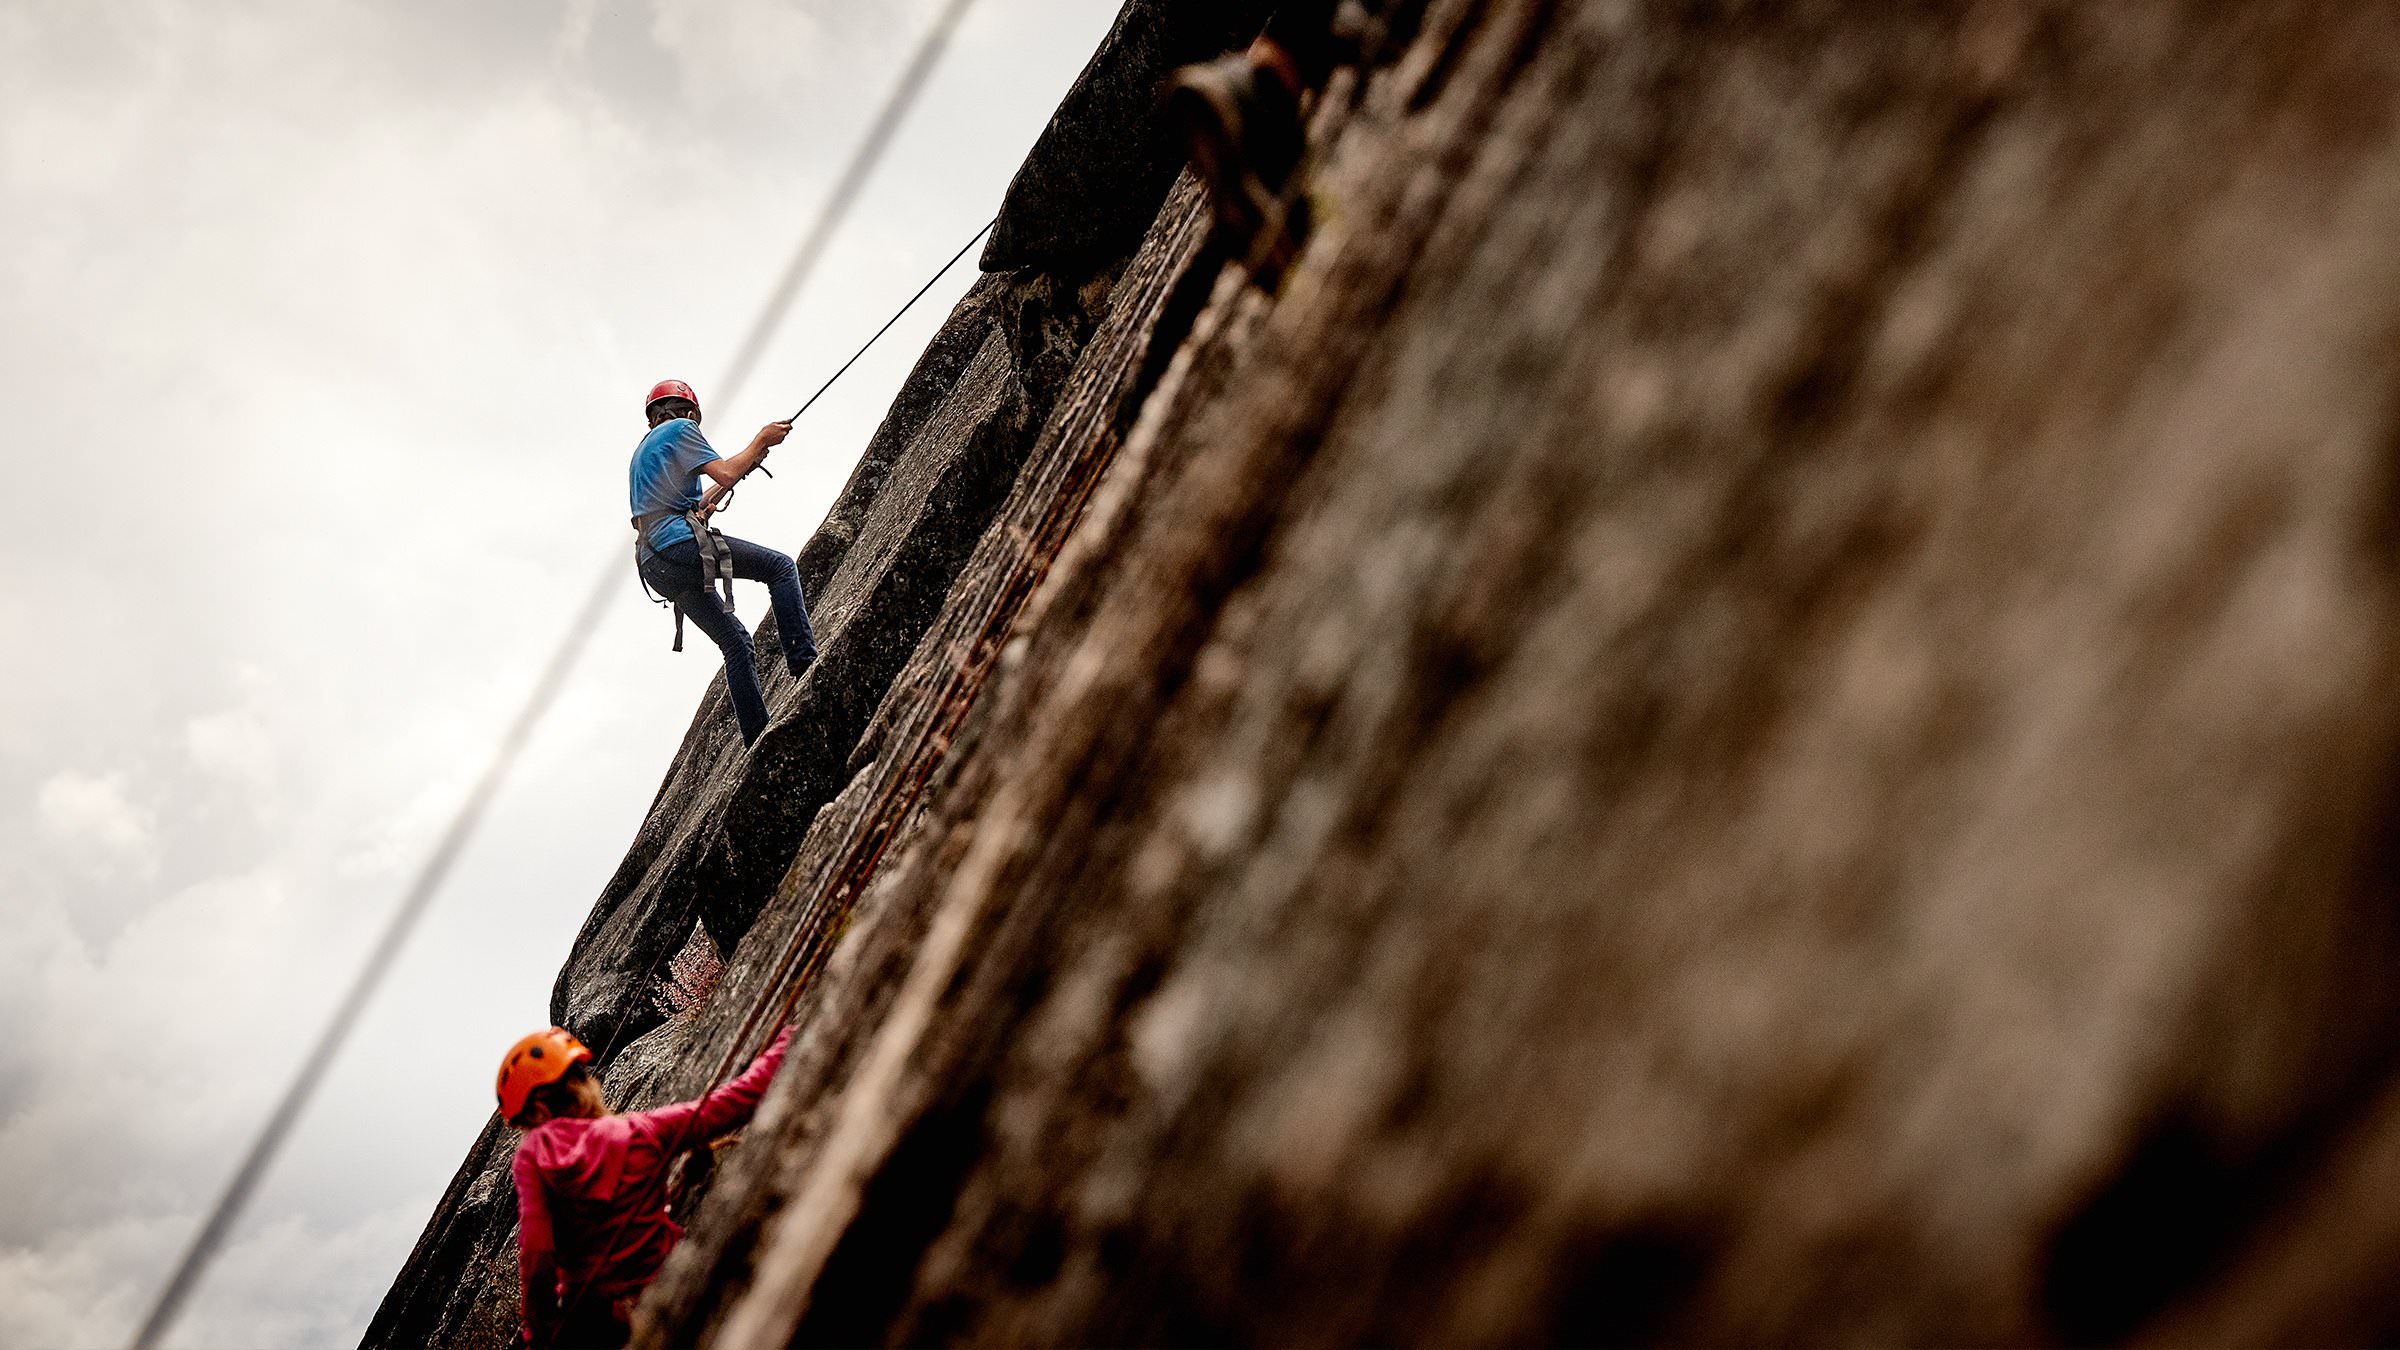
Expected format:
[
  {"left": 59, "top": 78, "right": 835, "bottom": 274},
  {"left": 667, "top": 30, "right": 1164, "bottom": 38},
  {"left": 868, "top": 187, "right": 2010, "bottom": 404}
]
[
  {"left": 381, "top": 0, "right": 2400, "bottom": 1345},
  {"left": 643, "top": 1, "right": 2400, "bottom": 1346}
]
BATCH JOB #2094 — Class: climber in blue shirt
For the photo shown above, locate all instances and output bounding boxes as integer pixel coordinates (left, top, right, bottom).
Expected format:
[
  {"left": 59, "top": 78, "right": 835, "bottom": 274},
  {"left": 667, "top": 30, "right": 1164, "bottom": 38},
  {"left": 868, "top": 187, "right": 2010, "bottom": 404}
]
[{"left": 630, "top": 379, "right": 817, "bottom": 746}]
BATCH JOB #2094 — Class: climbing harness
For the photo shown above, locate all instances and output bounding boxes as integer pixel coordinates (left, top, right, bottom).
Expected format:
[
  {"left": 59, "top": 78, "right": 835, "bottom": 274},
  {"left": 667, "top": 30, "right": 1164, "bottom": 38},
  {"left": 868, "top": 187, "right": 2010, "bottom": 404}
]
[{"left": 633, "top": 498, "right": 739, "bottom": 652}]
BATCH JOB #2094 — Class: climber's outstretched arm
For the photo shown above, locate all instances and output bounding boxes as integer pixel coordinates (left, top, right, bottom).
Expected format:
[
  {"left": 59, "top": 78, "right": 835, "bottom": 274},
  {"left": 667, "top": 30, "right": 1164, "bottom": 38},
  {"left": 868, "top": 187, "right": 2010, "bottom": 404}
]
[
  {"left": 699, "top": 420, "right": 793, "bottom": 490},
  {"left": 635, "top": 1026, "right": 794, "bottom": 1144}
]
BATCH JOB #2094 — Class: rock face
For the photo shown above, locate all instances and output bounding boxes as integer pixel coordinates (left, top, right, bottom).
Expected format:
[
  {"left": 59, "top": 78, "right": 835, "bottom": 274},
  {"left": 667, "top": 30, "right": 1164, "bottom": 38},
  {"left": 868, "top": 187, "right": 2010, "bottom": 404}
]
[
  {"left": 375, "top": 0, "right": 2400, "bottom": 1345},
  {"left": 978, "top": 0, "right": 1274, "bottom": 273}
]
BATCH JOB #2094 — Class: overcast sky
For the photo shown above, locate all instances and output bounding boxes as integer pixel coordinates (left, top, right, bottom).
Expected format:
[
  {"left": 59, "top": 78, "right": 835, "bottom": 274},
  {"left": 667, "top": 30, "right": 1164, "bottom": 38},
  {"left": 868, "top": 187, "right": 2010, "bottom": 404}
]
[{"left": 0, "top": 1, "right": 1123, "bottom": 1343}]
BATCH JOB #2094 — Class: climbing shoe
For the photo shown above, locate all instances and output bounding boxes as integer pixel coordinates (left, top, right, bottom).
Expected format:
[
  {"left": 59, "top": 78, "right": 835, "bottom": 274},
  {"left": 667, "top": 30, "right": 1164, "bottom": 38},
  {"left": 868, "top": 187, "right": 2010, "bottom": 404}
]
[{"left": 1168, "top": 41, "right": 1307, "bottom": 269}]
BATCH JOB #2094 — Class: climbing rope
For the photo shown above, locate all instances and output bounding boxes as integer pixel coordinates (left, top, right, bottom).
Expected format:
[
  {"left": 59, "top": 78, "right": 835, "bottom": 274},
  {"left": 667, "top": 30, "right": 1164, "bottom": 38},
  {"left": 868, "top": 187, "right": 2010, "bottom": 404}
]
[
  {"left": 695, "top": 216, "right": 994, "bottom": 520},
  {"left": 790, "top": 218, "right": 995, "bottom": 427},
  {"left": 128, "top": 1, "right": 987, "bottom": 1344}
]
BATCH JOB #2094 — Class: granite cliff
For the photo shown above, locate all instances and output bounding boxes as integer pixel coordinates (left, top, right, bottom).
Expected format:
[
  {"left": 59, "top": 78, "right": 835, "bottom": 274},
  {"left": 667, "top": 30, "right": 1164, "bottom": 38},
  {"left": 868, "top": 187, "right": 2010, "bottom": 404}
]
[{"left": 375, "top": 1, "right": 2400, "bottom": 1343}]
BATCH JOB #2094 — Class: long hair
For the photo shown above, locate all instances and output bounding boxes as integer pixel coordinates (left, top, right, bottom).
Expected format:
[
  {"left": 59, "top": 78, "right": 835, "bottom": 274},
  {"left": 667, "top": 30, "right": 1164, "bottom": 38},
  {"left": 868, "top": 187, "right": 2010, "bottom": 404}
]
[{"left": 514, "top": 1062, "right": 600, "bottom": 1127}]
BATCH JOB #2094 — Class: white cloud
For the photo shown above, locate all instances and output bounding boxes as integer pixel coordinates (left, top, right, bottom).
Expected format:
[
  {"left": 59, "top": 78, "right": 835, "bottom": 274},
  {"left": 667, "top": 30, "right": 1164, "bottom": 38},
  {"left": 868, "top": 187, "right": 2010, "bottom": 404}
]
[
  {"left": 170, "top": 1206, "right": 434, "bottom": 1350},
  {"left": 649, "top": 0, "right": 836, "bottom": 110},
  {"left": 0, "top": 868, "right": 347, "bottom": 1239},
  {"left": 0, "top": 1214, "right": 160, "bottom": 1350},
  {"left": 36, "top": 772, "right": 157, "bottom": 875},
  {"left": 185, "top": 712, "right": 276, "bottom": 792},
  {"left": 556, "top": 0, "right": 601, "bottom": 65},
  {"left": 0, "top": 1204, "right": 428, "bottom": 1350}
]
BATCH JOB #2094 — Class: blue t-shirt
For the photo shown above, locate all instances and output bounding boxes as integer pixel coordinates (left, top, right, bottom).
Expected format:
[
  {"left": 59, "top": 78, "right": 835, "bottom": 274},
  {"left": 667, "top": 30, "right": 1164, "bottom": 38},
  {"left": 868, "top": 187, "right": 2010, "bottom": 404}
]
[{"left": 628, "top": 419, "right": 721, "bottom": 561}]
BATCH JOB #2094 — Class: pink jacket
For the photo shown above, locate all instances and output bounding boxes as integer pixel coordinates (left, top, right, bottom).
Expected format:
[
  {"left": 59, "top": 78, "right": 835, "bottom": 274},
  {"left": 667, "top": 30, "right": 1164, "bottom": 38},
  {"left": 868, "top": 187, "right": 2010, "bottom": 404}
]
[{"left": 511, "top": 1026, "right": 791, "bottom": 1346}]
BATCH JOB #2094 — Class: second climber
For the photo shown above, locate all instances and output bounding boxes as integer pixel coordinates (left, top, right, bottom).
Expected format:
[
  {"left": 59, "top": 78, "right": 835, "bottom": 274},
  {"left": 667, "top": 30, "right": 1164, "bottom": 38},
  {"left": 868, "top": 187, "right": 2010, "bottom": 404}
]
[
  {"left": 499, "top": 1023, "right": 794, "bottom": 1348},
  {"left": 629, "top": 379, "right": 818, "bottom": 746}
]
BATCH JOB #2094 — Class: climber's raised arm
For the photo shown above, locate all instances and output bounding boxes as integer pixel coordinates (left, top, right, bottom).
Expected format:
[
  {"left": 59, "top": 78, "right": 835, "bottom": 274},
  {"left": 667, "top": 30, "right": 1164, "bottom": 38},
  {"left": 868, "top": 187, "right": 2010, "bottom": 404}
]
[
  {"left": 699, "top": 420, "right": 792, "bottom": 489},
  {"left": 637, "top": 1026, "right": 793, "bottom": 1143}
]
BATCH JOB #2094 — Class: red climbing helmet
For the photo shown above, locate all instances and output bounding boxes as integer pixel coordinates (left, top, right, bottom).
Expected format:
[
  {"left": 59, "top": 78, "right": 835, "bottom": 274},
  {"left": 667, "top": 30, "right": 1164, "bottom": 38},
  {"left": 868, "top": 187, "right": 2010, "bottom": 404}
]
[
  {"left": 645, "top": 379, "right": 700, "bottom": 415},
  {"left": 496, "top": 1027, "right": 593, "bottom": 1122}
]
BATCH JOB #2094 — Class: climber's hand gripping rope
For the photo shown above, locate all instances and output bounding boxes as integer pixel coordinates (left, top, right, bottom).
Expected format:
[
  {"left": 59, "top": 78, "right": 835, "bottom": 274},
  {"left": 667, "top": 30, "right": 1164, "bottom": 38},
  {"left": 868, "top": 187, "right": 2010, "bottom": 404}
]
[{"left": 697, "top": 417, "right": 792, "bottom": 519}]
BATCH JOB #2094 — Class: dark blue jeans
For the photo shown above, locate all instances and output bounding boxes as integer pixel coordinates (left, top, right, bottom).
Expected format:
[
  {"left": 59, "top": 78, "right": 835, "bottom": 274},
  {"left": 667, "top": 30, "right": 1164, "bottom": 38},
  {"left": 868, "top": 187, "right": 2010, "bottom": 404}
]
[{"left": 640, "top": 535, "right": 818, "bottom": 745}]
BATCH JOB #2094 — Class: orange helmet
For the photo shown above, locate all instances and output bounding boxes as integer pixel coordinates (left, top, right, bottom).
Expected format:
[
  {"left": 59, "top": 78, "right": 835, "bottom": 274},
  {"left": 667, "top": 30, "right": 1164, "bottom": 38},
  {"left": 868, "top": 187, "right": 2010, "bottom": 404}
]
[{"left": 497, "top": 1028, "right": 592, "bottom": 1121}]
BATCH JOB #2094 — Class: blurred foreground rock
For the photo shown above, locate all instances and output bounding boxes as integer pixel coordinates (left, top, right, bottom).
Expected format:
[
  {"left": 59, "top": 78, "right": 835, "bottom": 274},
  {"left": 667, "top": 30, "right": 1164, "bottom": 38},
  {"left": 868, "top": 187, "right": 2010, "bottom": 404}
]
[{"left": 377, "top": 0, "right": 2400, "bottom": 1344}]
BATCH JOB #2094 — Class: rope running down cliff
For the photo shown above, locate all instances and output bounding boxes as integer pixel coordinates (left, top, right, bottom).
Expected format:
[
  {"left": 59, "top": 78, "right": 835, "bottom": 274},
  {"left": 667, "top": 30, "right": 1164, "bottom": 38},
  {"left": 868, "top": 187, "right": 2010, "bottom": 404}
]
[{"left": 128, "top": 1, "right": 988, "bottom": 1344}]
